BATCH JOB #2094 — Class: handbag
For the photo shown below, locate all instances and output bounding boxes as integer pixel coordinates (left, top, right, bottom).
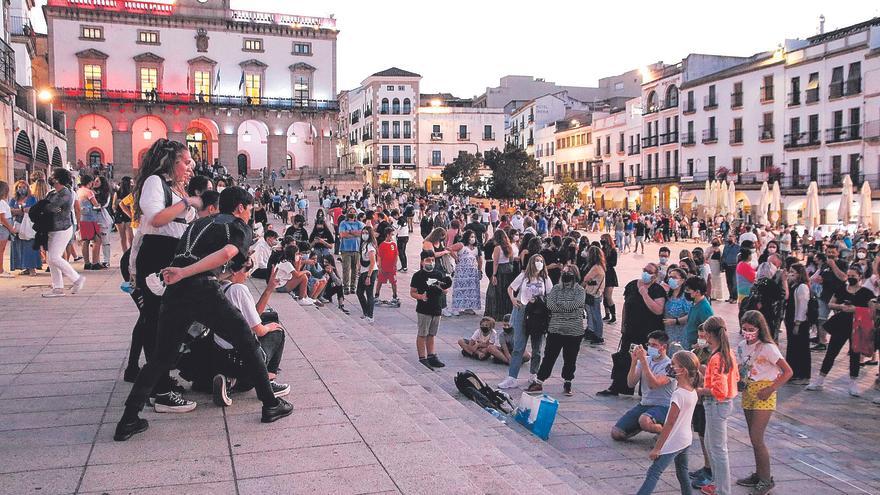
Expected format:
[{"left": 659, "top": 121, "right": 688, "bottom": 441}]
[
  {"left": 17, "top": 214, "right": 36, "bottom": 240},
  {"left": 440, "top": 253, "right": 456, "bottom": 276},
  {"left": 851, "top": 307, "right": 875, "bottom": 357}
]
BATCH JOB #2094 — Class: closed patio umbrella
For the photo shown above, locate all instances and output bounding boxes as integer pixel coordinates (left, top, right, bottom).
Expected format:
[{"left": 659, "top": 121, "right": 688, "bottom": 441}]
[
  {"left": 719, "top": 180, "right": 729, "bottom": 217},
  {"left": 756, "top": 181, "right": 770, "bottom": 226},
  {"left": 804, "top": 181, "right": 820, "bottom": 232},
  {"left": 859, "top": 181, "right": 873, "bottom": 230},
  {"left": 727, "top": 180, "right": 737, "bottom": 220},
  {"left": 770, "top": 181, "right": 782, "bottom": 225},
  {"left": 838, "top": 175, "right": 853, "bottom": 225}
]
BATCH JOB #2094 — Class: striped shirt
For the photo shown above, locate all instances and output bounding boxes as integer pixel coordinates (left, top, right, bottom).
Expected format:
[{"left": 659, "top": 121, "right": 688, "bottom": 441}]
[{"left": 545, "top": 283, "right": 586, "bottom": 337}]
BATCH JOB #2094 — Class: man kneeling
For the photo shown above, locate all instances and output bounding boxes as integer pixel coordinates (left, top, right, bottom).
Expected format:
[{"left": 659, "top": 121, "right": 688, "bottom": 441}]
[
  {"left": 611, "top": 330, "right": 674, "bottom": 441},
  {"left": 212, "top": 259, "right": 290, "bottom": 407}
]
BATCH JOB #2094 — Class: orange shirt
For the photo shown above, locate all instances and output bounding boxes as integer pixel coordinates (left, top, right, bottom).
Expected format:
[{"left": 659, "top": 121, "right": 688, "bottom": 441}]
[{"left": 704, "top": 351, "right": 739, "bottom": 401}]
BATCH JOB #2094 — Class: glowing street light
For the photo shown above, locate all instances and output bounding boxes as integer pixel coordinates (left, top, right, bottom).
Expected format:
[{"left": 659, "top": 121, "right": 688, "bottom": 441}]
[{"left": 38, "top": 89, "right": 53, "bottom": 102}]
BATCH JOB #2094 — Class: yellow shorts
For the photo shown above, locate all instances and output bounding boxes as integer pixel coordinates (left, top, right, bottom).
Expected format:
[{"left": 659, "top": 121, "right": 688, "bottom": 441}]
[{"left": 742, "top": 380, "right": 777, "bottom": 411}]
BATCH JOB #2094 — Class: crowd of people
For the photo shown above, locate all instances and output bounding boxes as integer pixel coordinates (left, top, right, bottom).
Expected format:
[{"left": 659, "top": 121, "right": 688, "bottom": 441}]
[{"left": 3, "top": 141, "right": 878, "bottom": 494}]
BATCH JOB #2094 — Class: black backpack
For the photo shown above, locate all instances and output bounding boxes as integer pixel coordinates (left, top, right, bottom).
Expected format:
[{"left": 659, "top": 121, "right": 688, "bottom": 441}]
[
  {"left": 28, "top": 198, "right": 52, "bottom": 233},
  {"left": 806, "top": 292, "right": 819, "bottom": 325},
  {"left": 524, "top": 296, "right": 550, "bottom": 337},
  {"left": 454, "top": 370, "right": 514, "bottom": 414}
]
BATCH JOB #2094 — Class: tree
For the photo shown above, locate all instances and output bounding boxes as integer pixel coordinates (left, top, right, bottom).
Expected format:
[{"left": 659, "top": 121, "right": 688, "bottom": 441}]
[
  {"left": 484, "top": 143, "right": 544, "bottom": 200},
  {"left": 558, "top": 173, "right": 579, "bottom": 204},
  {"left": 441, "top": 151, "right": 484, "bottom": 197}
]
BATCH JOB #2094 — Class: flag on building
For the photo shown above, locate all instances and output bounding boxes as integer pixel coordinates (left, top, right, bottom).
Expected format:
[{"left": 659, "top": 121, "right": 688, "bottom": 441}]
[
  {"left": 214, "top": 69, "right": 220, "bottom": 92},
  {"left": 238, "top": 71, "right": 245, "bottom": 90}
]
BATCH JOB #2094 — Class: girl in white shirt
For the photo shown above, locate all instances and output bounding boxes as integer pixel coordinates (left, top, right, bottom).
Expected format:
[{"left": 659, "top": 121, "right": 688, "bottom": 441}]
[
  {"left": 497, "top": 255, "right": 552, "bottom": 389},
  {"left": 637, "top": 350, "right": 702, "bottom": 495}
]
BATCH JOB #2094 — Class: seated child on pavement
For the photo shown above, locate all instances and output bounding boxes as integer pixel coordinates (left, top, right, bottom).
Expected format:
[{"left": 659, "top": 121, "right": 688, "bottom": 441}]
[{"left": 488, "top": 314, "right": 530, "bottom": 365}]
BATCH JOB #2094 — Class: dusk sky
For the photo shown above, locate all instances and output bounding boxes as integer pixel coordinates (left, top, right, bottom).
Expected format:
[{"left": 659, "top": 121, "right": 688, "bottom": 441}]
[{"left": 32, "top": 1, "right": 880, "bottom": 97}]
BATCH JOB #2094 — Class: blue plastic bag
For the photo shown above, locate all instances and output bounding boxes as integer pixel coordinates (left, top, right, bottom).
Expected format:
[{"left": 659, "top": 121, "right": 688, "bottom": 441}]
[{"left": 514, "top": 393, "right": 559, "bottom": 440}]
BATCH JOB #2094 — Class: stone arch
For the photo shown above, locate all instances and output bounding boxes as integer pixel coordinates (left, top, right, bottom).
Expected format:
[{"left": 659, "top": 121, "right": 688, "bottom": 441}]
[
  {"left": 35, "top": 139, "right": 49, "bottom": 164},
  {"left": 646, "top": 91, "right": 657, "bottom": 112},
  {"left": 74, "top": 114, "right": 114, "bottom": 167},
  {"left": 52, "top": 147, "right": 63, "bottom": 168},
  {"left": 286, "top": 121, "right": 317, "bottom": 171},
  {"left": 131, "top": 115, "right": 168, "bottom": 169},
  {"left": 185, "top": 117, "right": 219, "bottom": 164},
  {"left": 14, "top": 131, "right": 32, "bottom": 159},
  {"left": 665, "top": 85, "right": 679, "bottom": 107},
  {"left": 237, "top": 119, "right": 269, "bottom": 171}
]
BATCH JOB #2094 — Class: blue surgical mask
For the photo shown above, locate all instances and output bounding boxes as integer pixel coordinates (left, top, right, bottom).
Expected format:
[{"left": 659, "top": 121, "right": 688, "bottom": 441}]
[
  {"left": 667, "top": 278, "right": 680, "bottom": 290},
  {"left": 647, "top": 347, "right": 660, "bottom": 359},
  {"left": 659, "top": 256, "right": 669, "bottom": 265},
  {"left": 641, "top": 271, "right": 653, "bottom": 284}
]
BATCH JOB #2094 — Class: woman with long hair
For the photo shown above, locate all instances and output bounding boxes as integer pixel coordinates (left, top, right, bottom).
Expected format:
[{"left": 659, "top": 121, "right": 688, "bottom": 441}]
[
  {"left": 93, "top": 175, "right": 113, "bottom": 268},
  {"left": 8, "top": 179, "right": 41, "bottom": 275},
  {"left": 784, "top": 263, "right": 812, "bottom": 383},
  {"left": 662, "top": 267, "right": 692, "bottom": 348},
  {"left": 114, "top": 176, "right": 134, "bottom": 253},
  {"left": 498, "top": 254, "right": 552, "bottom": 389},
  {"left": 582, "top": 245, "right": 606, "bottom": 345},
  {"left": 125, "top": 139, "right": 202, "bottom": 413},
  {"left": 450, "top": 229, "right": 482, "bottom": 315},
  {"left": 600, "top": 233, "right": 619, "bottom": 324},
  {"left": 490, "top": 229, "right": 519, "bottom": 321},
  {"left": 696, "top": 316, "right": 739, "bottom": 495},
  {"left": 735, "top": 311, "right": 792, "bottom": 495},
  {"left": 356, "top": 225, "right": 378, "bottom": 322},
  {"left": 76, "top": 174, "right": 103, "bottom": 270}
]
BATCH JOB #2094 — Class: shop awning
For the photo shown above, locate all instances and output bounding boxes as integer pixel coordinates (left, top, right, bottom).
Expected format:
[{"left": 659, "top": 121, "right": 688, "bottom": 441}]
[{"left": 392, "top": 170, "right": 412, "bottom": 180}]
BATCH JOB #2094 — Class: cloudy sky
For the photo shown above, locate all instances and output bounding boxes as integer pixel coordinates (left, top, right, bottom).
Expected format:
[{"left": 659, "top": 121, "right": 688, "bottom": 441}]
[{"left": 32, "top": 0, "right": 880, "bottom": 97}]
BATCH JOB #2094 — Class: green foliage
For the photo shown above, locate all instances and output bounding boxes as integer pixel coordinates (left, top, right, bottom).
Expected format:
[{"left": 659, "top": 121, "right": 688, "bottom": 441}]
[
  {"left": 558, "top": 173, "right": 579, "bottom": 204},
  {"left": 484, "top": 144, "right": 543, "bottom": 200},
  {"left": 441, "top": 151, "right": 484, "bottom": 197}
]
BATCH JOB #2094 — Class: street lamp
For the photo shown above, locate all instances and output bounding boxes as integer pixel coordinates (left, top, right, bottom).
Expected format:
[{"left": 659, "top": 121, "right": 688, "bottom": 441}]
[
  {"left": 89, "top": 114, "right": 99, "bottom": 139},
  {"left": 242, "top": 122, "right": 252, "bottom": 142},
  {"left": 143, "top": 115, "right": 152, "bottom": 140},
  {"left": 38, "top": 89, "right": 53, "bottom": 103}
]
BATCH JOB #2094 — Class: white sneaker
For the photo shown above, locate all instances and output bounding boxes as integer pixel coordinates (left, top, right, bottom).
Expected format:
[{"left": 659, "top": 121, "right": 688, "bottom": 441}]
[
  {"left": 365, "top": 316, "right": 374, "bottom": 323},
  {"left": 873, "top": 397, "right": 880, "bottom": 405},
  {"left": 71, "top": 275, "right": 86, "bottom": 294},
  {"left": 299, "top": 297, "right": 315, "bottom": 306},
  {"left": 42, "top": 288, "right": 65, "bottom": 298},
  {"left": 805, "top": 376, "right": 825, "bottom": 391},
  {"left": 497, "top": 377, "right": 517, "bottom": 389},
  {"left": 849, "top": 380, "right": 861, "bottom": 397}
]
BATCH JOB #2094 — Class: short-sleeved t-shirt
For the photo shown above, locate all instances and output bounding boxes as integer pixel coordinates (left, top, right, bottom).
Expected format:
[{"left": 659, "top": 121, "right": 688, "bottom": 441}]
[
  {"left": 338, "top": 220, "right": 364, "bottom": 252},
  {"left": 660, "top": 388, "right": 698, "bottom": 455},
  {"left": 377, "top": 241, "right": 398, "bottom": 272},
  {"left": 736, "top": 340, "right": 784, "bottom": 382},
  {"left": 0, "top": 200, "right": 11, "bottom": 220},
  {"left": 359, "top": 243, "right": 377, "bottom": 274},
  {"left": 410, "top": 268, "right": 452, "bottom": 316},
  {"left": 635, "top": 356, "right": 675, "bottom": 406},
  {"left": 622, "top": 280, "right": 667, "bottom": 339},
  {"left": 469, "top": 328, "right": 499, "bottom": 346},
  {"left": 285, "top": 225, "right": 309, "bottom": 243},
  {"left": 221, "top": 282, "right": 261, "bottom": 329},
  {"left": 171, "top": 214, "right": 251, "bottom": 276},
  {"left": 819, "top": 259, "right": 848, "bottom": 302}
]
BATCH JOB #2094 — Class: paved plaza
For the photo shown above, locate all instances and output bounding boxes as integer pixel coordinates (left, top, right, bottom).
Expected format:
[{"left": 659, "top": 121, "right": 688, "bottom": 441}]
[{"left": 1, "top": 210, "right": 879, "bottom": 494}]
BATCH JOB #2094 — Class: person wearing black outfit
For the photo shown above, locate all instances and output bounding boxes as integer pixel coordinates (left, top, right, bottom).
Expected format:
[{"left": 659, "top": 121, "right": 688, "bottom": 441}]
[
  {"left": 115, "top": 187, "right": 292, "bottom": 441},
  {"left": 284, "top": 214, "right": 309, "bottom": 244},
  {"left": 601, "top": 233, "right": 619, "bottom": 324},
  {"left": 597, "top": 262, "right": 667, "bottom": 396},
  {"left": 410, "top": 250, "right": 453, "bottom": 369},
  {"left": 811, "top": 245, "right": 848, "bottom": 351}
]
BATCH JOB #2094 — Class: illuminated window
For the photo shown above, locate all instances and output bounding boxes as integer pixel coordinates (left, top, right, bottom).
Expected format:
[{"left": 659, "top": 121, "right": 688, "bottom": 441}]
[
  {"left": 84, "top": 64, "right": 102, "bottom": 99},
  {"left": 194, "top": 70, "right": 211, "bottom": 101},
  {"left": 245, "top": 73, "right": 261, "bottom": 103},
  {"left": 140, "top": 67, "right": 158, "bottom": 98},
  {"left": 138, "top": 30, "right": 159, "bottom": 44},
  {"left": 243, "top": 39, "right": 263, "bottom": 52},
  {"left": 81, "top": 26, "right": 103, "bottom": 40}
]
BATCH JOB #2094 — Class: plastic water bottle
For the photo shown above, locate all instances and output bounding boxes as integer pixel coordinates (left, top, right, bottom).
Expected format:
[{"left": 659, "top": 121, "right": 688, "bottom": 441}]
[
  {"left": 120, "top": 281, "right": 133, "bottom": 294},
  {"left": 484, "top": 407, "right": 507, "bottom": 424}
]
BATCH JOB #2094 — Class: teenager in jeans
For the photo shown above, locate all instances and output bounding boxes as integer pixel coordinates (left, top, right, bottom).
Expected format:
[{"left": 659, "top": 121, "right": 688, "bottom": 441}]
[
  {"left": 696, "top": 316, "right": 739, "bottom": 495},
  {"left": 356, "top": 225, "right": 378, "bottom": 322},
  {"left": 338, "top": 208, "right": 364, "bottom": 294},
  {"left": 636, "top": 350, "right": 702, "bottom": 495},
  {"left": 115, "top": 187, "right": 292, "bottom": 441},
  {"left": 42, "top": 168, "right": 86, "bottom": 297}
]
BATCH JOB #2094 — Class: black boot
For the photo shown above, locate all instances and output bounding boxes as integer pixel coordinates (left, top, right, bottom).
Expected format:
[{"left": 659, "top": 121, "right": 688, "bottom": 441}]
[
  {"left": 608, "top": 305, "right": 617, "bottom": 324},
  {"left": 602, "top": 304, "right": 611, "bottom": 321}
]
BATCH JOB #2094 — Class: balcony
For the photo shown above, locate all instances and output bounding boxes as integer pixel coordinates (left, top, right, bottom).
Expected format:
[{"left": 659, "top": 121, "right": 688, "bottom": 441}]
[
  {"left": 758, "top": 124, "right": 774, "bottom": 141},
  {"left": 703, "top": 95, "right": 718, "bottom": 110},
  {"left": 662, "top": 98, "right": 679, "bottom": 111},
  {"left": 805, "top": 87, "right": 819, "bottom": 103},
  {"left": 362, "top": 132, "right": 373, "bottom": 141},
  {"left": 760, "top": 85, "right": 774, "bottom": 103},
  {"left": 783, "top": 131, "right": 821, "bottom": 149},
  {"left": 628, "top": 144, "right": 640, "bottom": 155},
  {"left": 787, "top": 91, "right": 800, "bottom": 106},
  {"left": 349, "top": 137, "right": 358, "bottom": 145},
  {"left": 9, "top": 15, "right": 34, "bottom": 37},
  {"left": 56, "top": 87, "right": 339, "bottom": 111},
  {"left": 482, "top": 132, "right": 496, "bottom": 141},
  {"left": 0, "top": 40, "right": 15, "bottom": 97},
  {"left": 866, "top": 120, "right": 880, "bottom": 141},
  {"left": 458, "top": 132, "right": 471, "bottom": 141},
  {"left": 430, "top": 132, "right": 443, "bottom": 141},
  {"left": 350, "top": 114, "right": 359, "bottom": 124},
  {"left": 681, "top": 132, "right": 696, "bottom": 146},
  {"left": 825, "top": 124, "right": 862, "bottom": 144},
  {"left": 528, "top": 114, "right": 534, "bottom": 123},
  {"left": 729, "top": 128, "right": 743, "bottom": 145},
  {"left": 780, "top": 173, "right": 879, "bottom": 190},
  {"left": 682, "top": 100, "right": 696, "bottom": 114},
  {"left": 730, "top": 91, "right": 743, "bottom": 109},
  {"left": 527, "top": 137, "right": 534, "bottom": 146},
  {"left": 364, "top": 108, "right": 372, "bottom": 117},
  {"left": 659, "top": 131, "right": 678, "bottom": 145},
  {"left": 362, "top": 157, "right": 369, "bottom": 166},
  {"left": 643, "top": 101, "right": 661, "bottom": 115},
  {"left": 701, "top": 129, "right": 718, "bottom": 144},
  {"left": 641, "top": 135, "right": 658, "bottom": 148},
  {"left": 617, "top": 143, "right": 625, "bottom": 154}
]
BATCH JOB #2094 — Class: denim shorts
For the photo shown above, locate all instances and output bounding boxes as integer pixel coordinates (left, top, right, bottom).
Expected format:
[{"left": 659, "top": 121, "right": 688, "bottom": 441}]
[
  {"left": 614, "top": 403, "right": 669, "bottom": 435},
  {"left": 0, "top": 225, "right": 10, "bottom": 241}
]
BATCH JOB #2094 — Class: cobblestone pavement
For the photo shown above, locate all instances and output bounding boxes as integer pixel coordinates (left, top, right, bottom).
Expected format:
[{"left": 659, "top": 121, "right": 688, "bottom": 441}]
[{"left": 0, "top": 202, "right": 878, "bottom": 494}]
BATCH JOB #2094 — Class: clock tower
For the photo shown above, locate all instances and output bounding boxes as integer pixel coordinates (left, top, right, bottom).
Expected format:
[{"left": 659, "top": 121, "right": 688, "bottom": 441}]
[{"left": 173, "top": 0, "right": 231, "bottom": 19}]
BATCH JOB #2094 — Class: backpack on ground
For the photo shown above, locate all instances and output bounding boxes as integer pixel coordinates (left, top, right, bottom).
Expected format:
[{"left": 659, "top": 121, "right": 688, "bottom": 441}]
[{"left": 454, "top": 370, "right": 514, "bottom": 414}]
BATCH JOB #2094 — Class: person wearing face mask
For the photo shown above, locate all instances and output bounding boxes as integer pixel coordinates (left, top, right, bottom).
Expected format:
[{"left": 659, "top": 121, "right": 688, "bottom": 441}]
[
  {"left": 757, "top": 240, "right": 779, "bottom": 264},
  {"left": 497, "top": 255, "right": 553, "bottom": 390},
  {"left": 410, "top": 250, "right": 453, "bottom": 369},
  {"left": 338, "top": 209, "right": 365, "bottom": 294},
  {"left": 450, "top": 230, "right": 482, "bottom": 316},
  {"left": 806, "top": 265, "right": 874, "bottom": 396},
  {"left": 721, "top": 235, "right": 741, "bottom": 304},
  {"left": 657, "top": 247, "right": 671, "bottom": 278},
  {"left": 688, "top": 324, "right": 715, "bottom": 490},
  {"left": 735, "top": 311, "right": 792, "bottom": 495},
  {"left": 682, "top": 277, "right": 714, "bottom": 351},
  {"left": 309, "top": 219, "right": 335, "bottom": 258},
  {"left": 598, "top": 263, "right": 668, "bottom": 397},
  {"left": 250, "top": 230, "right": 278, "bottom": 281},
  {"left": 611, "top": 330, "right": 675, "bottom": 441},
  {"left": 740, "top": 262, "right": 786, "bottom": 341},
  {"left": 662, "top": 268, "right": 691, "bottom": 348},
  {"left": 527, "top": 265, "right": 586, "bottom": 396},
  {"left": 355, "top": 226, "right": 378, "bottom": 322},
  {"left": 458, "top": 317, "right": 500, "bottom": 360},
  {"left": 582, "top": 246, "right": 606, "bottom": 345},
  {"left": 8, "top": 179, "right": 41, "bottom": 276}
]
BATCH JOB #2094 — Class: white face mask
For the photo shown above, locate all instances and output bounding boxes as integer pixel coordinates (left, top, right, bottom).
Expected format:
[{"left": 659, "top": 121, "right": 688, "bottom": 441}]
[
  {"left": 534, "top": 262, "right": 544, "bottom": 271},
  {"left": 361, "top": 233, "right": 370, "bottom": 241}
]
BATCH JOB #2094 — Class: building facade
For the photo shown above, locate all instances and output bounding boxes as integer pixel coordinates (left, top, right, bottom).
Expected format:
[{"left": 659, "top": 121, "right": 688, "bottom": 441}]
[
  {"left": 43, "top": 0, "right": 338, "bottom": 179},
  {"left": 337, "top": 68, "right": 504, "bottom": 191}
]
